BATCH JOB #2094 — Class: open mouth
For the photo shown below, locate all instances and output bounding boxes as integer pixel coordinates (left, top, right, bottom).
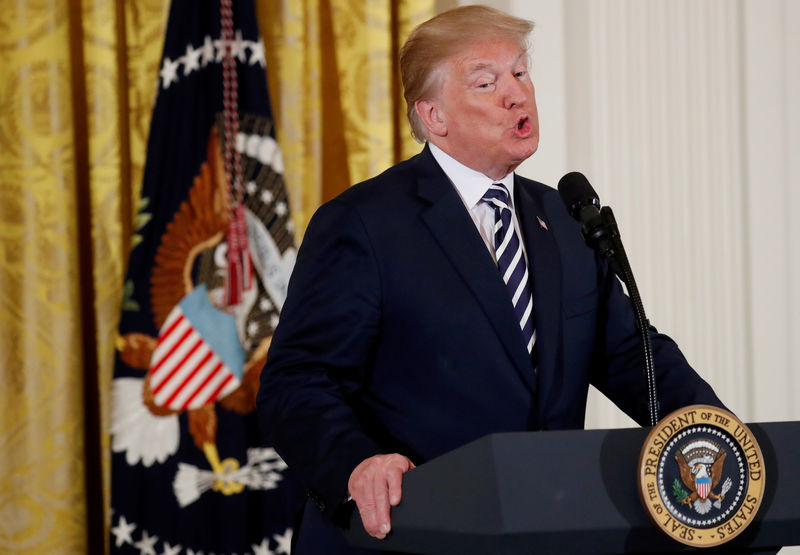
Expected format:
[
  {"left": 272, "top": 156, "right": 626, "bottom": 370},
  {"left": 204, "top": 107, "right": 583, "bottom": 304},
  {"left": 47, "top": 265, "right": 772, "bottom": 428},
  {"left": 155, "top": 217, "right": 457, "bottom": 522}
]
[{"left": 515, "top": 116, "right": 531, "bottom": 136}]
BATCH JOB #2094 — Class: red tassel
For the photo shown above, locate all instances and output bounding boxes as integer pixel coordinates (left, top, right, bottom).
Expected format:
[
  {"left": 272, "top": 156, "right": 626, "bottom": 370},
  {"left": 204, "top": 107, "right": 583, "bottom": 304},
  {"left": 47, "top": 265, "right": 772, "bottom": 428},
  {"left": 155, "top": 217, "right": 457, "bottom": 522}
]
[{"left": 224, "top": 204, "right": 253, "bottom": 306}]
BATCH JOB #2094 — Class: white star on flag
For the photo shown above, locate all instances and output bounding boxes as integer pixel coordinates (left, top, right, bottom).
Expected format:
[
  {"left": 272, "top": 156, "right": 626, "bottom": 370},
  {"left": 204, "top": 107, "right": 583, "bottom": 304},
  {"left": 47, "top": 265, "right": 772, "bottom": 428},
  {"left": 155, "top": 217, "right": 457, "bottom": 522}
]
[
  {"left": 161, "top": 542, "right": 183, "bottom": 555},
  {"left": 110, "top": 515, "right": 136, "bottom": 547},
  {"left": 134, "top": 530, "right": 158, "bottom": 555},
  {"left": 183, "top": 44, "right": 202, "bottom": 75},
  {"left": 200, "top": 35, "right": 215, "bottom": 67},
  {"left": 213, "top": 38, "right": 227, "bottom": 62},
  {"left": 230, "top": 30, "right": 247, "bottom": 63},
  {"left": 249, "top": 40, "right": 266, "bottom": 67},
  {"left": 272, "top": 528, "right": 292, "bottom": 555},
  {"left": 160, "top": 57, "right": 180, "bottom": 89},
  {"left": 251, "top": 538, "right": 274, "bottom": 555}
]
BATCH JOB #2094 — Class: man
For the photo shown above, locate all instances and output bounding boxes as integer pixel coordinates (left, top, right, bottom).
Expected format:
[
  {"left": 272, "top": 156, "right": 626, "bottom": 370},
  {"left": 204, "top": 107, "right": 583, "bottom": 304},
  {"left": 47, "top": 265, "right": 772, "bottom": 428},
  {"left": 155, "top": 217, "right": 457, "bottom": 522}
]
[{"left": 257, "top": 5, "right": 722, "bottom": 553}]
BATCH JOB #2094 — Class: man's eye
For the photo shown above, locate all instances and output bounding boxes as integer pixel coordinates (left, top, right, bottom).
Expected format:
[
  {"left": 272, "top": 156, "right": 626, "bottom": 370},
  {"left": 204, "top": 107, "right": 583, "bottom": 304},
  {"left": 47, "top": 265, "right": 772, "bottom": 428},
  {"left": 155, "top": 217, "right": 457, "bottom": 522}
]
[
  {"left": 477, "top": 82, "right": 493, "bottom": 88},
  {"left": 514, "top": 71, "right": 526, "bottom": 78}
]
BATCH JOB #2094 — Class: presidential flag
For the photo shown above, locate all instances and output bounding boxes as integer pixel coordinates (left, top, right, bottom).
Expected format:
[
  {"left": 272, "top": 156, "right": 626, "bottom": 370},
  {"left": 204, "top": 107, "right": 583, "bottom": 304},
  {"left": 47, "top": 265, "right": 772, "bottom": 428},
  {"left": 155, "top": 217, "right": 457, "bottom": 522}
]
[{"left": 110, "top": 1, "right": 302, "bottom": 553}]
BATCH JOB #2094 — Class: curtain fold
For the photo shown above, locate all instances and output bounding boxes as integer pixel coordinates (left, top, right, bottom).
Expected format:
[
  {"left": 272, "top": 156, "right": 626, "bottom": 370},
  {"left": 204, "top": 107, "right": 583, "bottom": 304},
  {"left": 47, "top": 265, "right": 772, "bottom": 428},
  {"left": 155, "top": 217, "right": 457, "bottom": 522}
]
[
  {"left": 0, "top": 1, "right": 90, "bottom": 552},
  {"left": 0, "top": 0, "right": 432, "bottom": 552}
]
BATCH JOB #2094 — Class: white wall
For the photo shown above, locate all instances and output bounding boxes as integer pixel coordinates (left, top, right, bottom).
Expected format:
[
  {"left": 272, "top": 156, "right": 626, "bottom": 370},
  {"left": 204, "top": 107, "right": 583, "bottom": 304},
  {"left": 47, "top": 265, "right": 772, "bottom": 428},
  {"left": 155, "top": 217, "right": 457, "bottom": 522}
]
[
  {"left": 742, "top": 0, "right": 800, "bottom": 425},
  {"left": 458, "top": 0, "right": 800, "bottom": 433}
]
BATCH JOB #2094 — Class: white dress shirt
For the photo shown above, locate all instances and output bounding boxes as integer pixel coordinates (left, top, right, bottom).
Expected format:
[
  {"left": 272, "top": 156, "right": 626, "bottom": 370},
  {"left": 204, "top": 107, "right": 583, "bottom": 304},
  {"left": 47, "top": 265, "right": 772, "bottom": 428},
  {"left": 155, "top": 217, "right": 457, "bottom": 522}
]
[{"left": 428, "top": 142, "right": 530, "bottom": 265}]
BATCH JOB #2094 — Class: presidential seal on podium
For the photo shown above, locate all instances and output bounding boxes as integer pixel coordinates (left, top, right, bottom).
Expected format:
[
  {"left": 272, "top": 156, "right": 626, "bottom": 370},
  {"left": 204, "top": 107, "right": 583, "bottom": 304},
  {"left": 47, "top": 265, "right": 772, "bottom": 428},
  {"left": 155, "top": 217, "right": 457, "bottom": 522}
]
[{"left": 638, "top": 405, "right": 765, "bottom": 548}]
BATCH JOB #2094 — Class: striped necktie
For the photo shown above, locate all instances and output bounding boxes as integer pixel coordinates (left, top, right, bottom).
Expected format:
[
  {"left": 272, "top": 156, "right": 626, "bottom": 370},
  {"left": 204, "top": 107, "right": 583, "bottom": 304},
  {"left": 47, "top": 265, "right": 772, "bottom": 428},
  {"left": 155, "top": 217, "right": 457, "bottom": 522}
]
[{"left": 482, "top": 183, "right": 536, "bottom": 354}]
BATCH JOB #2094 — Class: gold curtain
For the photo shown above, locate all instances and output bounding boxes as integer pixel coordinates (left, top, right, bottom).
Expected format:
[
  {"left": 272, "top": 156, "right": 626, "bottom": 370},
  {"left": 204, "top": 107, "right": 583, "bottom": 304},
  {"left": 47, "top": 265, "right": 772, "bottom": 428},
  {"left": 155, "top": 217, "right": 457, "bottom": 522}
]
[
  {"left": 0, "top": 0, "right": 432, "bottom": 553},
  {"left": 258, "top": 0, "right": 431, "bottom": 233}
]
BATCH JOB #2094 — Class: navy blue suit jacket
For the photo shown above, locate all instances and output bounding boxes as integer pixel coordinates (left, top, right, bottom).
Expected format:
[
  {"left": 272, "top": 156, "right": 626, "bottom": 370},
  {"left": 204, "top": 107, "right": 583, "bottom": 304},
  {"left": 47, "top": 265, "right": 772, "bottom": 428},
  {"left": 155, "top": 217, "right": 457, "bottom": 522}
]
[{"left": 257, "top": 144, "right": 721, "bottom": 551}]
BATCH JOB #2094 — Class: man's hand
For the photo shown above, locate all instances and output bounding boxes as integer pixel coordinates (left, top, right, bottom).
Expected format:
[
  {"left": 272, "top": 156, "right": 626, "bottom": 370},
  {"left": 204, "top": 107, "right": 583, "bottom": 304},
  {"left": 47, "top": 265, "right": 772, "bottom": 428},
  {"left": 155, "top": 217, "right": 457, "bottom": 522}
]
[{"left": 347, "top": 453, "right": 416, "bottom": 539}]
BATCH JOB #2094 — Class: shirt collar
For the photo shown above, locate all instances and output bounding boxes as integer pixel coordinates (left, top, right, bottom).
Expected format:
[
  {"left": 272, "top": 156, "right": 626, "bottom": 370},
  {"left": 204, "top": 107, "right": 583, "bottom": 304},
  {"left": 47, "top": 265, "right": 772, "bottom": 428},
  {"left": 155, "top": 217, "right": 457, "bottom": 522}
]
[{"left": 428, "top": 142, "right": 515, "bottom": 210}]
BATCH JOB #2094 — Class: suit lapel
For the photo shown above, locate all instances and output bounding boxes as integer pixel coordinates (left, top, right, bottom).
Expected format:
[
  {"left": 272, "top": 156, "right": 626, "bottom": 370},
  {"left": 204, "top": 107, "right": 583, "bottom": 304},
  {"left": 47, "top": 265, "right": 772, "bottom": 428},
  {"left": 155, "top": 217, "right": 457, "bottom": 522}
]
[
  {"left": 413, "top": 148, "right": 537, "bottom": 394},
  {"left": 514, "top": 177, "right": 562, "bottom": 407}
]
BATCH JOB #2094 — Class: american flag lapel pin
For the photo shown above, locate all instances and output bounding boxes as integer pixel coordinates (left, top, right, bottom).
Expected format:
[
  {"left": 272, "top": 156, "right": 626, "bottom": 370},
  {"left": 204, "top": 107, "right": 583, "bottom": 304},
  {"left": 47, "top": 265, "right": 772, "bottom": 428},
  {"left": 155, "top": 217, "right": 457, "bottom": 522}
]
[{"left": 537, "top": 216, "right": 548, "bottom": 231}]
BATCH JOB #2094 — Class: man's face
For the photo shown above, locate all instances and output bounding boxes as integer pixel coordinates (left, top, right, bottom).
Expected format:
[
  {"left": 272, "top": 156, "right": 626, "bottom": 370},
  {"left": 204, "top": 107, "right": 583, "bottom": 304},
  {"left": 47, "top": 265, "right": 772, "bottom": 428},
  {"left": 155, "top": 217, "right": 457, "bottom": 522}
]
[{"left": 427, "top": 38, "right": 539, "bottom": 180}]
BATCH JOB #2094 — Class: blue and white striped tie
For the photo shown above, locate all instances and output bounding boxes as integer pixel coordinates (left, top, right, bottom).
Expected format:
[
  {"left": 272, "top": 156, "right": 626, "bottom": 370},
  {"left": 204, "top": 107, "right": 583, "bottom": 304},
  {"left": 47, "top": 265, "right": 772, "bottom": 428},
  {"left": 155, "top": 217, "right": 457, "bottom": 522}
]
[{"left": 483, "top": 183, "right": 536, "bottom": 354}]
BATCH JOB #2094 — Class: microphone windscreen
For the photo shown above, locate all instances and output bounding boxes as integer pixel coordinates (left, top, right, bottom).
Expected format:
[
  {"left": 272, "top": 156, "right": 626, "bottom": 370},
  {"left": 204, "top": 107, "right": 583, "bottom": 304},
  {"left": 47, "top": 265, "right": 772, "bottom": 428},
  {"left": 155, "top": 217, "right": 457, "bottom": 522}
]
[{"left": 558, "top": 172, "right": 599, "bottom": 220}]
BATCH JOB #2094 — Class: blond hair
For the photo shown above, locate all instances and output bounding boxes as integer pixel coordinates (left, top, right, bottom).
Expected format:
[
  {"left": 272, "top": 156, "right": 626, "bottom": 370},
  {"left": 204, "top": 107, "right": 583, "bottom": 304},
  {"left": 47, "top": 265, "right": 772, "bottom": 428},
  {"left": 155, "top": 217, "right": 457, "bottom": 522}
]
[{"left": 399, "top": 5, "right": 534, "bottom": 143}]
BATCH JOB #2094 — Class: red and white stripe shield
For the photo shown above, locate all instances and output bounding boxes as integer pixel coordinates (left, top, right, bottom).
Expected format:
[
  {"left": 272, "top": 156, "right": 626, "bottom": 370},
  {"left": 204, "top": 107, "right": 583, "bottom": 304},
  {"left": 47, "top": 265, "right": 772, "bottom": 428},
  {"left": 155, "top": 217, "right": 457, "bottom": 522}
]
[
  {"left": 696, "top": 476, "right": 712, "bottom": 500},
  {"left": 148, "top": 285, "right": 243, "bottom": 410}
]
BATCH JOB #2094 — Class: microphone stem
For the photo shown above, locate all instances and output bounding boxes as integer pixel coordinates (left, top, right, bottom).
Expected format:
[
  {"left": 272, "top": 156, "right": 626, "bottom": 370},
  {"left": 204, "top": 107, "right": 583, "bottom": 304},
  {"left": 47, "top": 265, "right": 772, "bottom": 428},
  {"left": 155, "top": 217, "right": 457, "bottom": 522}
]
[{"left": 609, "top": 232, "right": 659, "bottom": 427}]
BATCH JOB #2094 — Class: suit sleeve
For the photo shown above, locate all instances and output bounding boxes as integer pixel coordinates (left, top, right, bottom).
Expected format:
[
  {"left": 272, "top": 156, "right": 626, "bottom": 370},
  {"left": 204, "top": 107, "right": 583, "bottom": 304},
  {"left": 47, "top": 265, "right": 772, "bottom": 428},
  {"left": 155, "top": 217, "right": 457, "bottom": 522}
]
[
  {"left": 590, "top": 256, "right": 725, "bottom": 425},
  {"left": 257, "top": 198, "right": 384, "bottom": 520}
]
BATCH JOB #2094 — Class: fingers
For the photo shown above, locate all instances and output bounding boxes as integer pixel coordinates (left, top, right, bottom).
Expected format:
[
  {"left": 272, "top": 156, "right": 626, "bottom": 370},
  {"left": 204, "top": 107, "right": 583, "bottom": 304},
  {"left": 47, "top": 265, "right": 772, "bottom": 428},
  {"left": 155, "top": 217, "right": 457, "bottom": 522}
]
[
  {"left": 347, "top": 453, "right": 414, "bottom": 539},
  {"left": 386, "top": 464, "right": 402, "bottom": 506},
  {"left": 372, "top": 470, "right": 392, "bottom": 537}
]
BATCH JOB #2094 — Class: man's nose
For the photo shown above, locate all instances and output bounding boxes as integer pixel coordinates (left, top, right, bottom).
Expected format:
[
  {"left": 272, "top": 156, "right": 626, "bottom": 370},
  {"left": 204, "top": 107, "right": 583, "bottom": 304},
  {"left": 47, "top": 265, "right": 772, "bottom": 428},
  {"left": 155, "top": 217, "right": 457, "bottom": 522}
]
[{"left": 503, "top": 77, "right": 528, "bottom": 109}]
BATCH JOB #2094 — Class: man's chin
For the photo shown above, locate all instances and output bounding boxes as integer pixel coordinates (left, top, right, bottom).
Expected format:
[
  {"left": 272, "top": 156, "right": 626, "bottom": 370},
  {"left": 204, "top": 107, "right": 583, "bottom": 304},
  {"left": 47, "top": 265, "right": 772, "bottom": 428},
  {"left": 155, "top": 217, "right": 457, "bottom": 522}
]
[{"left": 512, "top": 139, "right": 539, "bottom": 164}]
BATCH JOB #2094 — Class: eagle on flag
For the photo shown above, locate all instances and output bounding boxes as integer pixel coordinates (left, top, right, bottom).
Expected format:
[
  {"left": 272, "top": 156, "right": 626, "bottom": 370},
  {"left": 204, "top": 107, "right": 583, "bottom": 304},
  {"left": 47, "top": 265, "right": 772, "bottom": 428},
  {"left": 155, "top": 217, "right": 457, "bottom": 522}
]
[{"left": 115, "top": 120, "right": 294, "bottom": 471}]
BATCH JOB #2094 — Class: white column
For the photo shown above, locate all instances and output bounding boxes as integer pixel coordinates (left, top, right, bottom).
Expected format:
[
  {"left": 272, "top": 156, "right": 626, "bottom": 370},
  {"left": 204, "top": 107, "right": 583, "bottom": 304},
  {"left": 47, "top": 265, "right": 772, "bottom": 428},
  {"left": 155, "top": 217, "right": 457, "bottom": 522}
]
[
  {"left": 558, "top": 0, "right": 751, "bottom": 428},
  {"left": 742, "top": 0, "right": 800, "bottom": 423}
]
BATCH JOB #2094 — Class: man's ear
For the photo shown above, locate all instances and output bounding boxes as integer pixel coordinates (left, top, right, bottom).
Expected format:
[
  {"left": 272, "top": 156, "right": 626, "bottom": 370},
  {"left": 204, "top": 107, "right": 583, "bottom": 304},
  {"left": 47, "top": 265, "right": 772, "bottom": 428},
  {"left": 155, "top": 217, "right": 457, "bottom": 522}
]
[{"left": 415, "top": 99, "right": 447, "bottom": 137}]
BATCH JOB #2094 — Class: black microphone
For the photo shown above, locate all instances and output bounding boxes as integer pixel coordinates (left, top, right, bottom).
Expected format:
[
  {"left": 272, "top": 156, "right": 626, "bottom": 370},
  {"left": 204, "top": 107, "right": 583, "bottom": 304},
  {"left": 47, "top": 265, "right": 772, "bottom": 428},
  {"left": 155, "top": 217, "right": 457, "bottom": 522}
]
[
  {"left": 557, "top": 172, "right": 619, "bottom": 265},
  {"left": 557, "top": 171, "right": 660, "bottom": 426},
  {"left": 557, "top": 171, "right": 599, "bottom": 220}
]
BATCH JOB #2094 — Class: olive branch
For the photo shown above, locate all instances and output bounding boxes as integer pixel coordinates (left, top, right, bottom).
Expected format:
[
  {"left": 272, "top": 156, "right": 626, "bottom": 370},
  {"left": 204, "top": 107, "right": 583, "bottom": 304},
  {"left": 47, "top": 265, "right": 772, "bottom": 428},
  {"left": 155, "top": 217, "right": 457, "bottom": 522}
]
[{"left": 673, "top": 478, "right": 689, "bottom": 503}]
